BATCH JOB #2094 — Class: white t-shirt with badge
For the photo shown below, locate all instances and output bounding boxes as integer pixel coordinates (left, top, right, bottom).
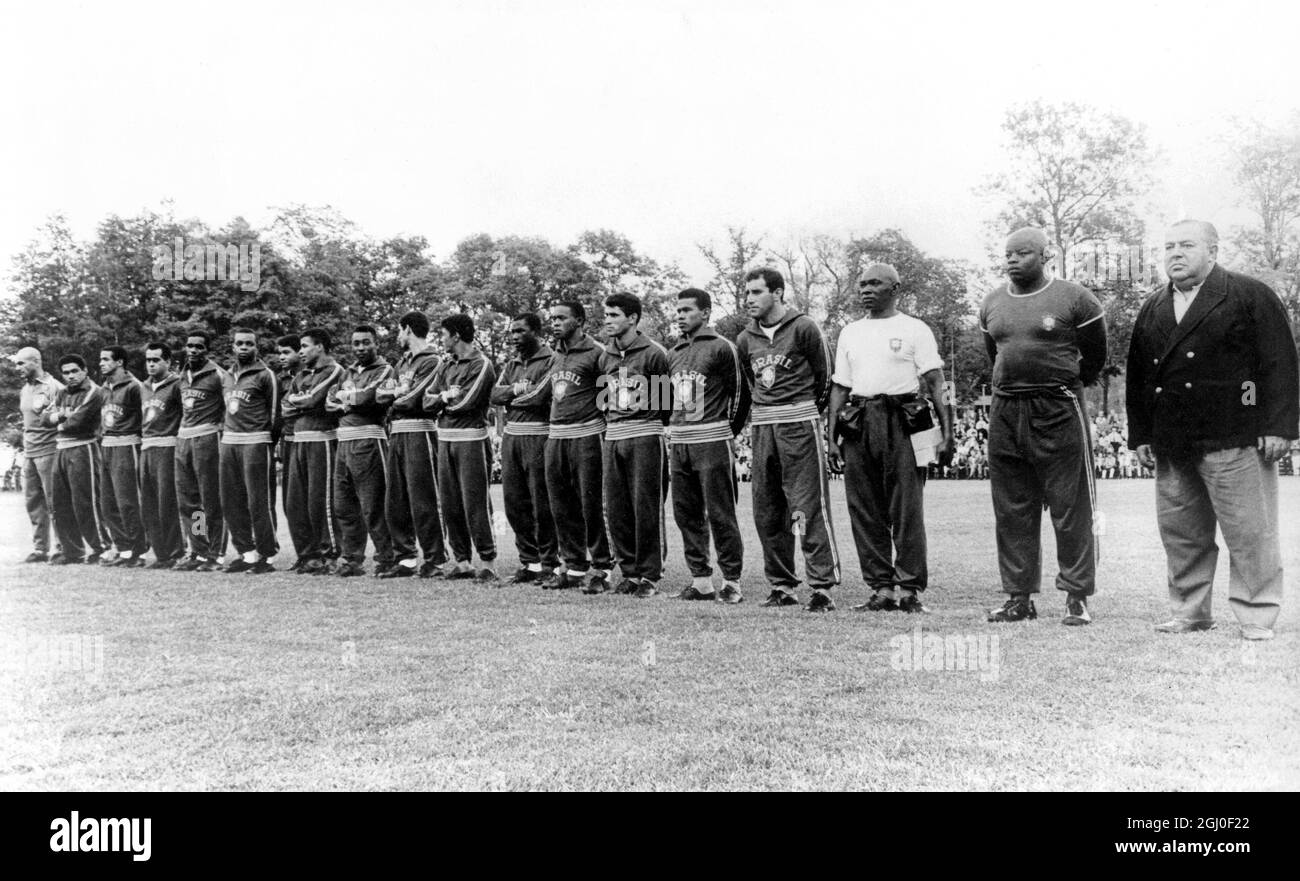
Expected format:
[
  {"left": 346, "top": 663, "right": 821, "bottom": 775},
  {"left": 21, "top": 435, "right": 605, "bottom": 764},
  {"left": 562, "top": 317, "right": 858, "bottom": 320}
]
[{"left": 832, "top": 312, "right": 944, "bottom": 397}]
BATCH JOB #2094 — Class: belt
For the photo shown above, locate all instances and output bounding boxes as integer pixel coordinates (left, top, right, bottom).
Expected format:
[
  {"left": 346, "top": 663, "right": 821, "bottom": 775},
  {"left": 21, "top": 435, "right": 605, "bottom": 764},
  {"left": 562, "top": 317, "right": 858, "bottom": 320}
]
[
  {"left": 850, "top": 393, "right": 918, "bottom": 406},
  {"left": 101, "top": 435, "right": 141, "bottom": 447},
  {"left": 141, "top": 436, "right": 179, "bottom": 449}
]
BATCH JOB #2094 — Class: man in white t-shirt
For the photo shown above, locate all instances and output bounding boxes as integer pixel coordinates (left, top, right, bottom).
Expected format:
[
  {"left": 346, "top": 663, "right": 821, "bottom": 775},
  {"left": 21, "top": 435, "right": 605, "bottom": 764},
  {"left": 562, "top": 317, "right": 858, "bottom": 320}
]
[{"left": 828, "top": 263, "right": 954, "bottom": 612}]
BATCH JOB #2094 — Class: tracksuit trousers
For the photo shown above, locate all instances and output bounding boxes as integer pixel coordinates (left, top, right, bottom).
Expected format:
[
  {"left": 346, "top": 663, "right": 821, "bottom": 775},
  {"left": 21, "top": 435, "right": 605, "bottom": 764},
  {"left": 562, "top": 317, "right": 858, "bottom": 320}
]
[
  {"left": 603, "top": 434, "right": 668, "bottom": 582},
  {"left": 140, "top": 444, "right": 184, "bottom": 563},
  {"left": 843, "top": 398, "right": 928, "bottom": 591},
  {"left": 286, "top": 439, "right": 340, "bottom": 563},
  {"left": 100, "top": 443, "right": 147, "bottom": 557},
  {"left": 501, "top": 433, "right": 558, "bottom": 570},
  {"left": 176, "top": 433, "right": 226, "bottom": 560},
  {"left": 51, "top": 445, "right": 108, "bottom": 560},
  {"left": 987, "top": 388, "right": 1097, "bottom": 597},
  {"left": 219, "top": 442, "right": 278, "bottom": 560},
  {"left": 438, "top": 439, "right": 496, "bottom": 564},
  {"left": 335, "top": 438, "right": 394, "bottom": 566},
  {"left": 545, "top": 433, "right": 611, "bottom": 574},
  {"left": 386, "top": 431, "right": 447, "bottom": 566},
  {"left": 751, "top": 419, "right": 841, "bottom": 590},
  {"left": 670, "top": 439, "right": 744, "bottom": 581},
  {"left": 23, "top": 452, "right": 58, "bottom": 555}
]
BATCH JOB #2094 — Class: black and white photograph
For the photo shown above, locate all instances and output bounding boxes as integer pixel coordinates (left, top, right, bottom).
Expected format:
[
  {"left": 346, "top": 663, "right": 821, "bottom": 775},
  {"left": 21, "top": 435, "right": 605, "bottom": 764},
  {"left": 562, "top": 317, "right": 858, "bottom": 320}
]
[{"left": 1, "top": 0, "right": 1297, "bottom": 820}]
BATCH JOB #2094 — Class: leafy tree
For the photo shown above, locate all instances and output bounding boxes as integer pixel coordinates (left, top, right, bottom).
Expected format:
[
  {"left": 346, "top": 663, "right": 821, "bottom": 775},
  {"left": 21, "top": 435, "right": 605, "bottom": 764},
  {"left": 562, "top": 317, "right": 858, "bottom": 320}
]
[
  {"left": 980, "top": 101, "right": 1153, "bottom": 271},
  {"left": 1224, "top": 114, "right": 1300, "bottom": 349}
]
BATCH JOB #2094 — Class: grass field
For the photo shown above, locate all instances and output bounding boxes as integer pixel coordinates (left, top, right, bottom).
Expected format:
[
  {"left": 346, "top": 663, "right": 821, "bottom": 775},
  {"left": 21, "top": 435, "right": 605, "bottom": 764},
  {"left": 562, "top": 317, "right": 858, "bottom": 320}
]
[{"left": 1, "top": 478, "right": 1297, "bottom": 791}]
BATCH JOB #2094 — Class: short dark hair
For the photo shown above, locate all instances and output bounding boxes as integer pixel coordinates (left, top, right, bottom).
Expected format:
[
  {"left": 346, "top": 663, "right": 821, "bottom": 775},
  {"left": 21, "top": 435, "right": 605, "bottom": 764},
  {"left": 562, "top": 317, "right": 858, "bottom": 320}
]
[
  {"left": 398, "top": 310, "right": 430, "bottom": 338},
  {"left": 552, "top": 300, "right": 585, "bottom": 322},
  {"left": 276, "top": 334, "right": 300, "bottom": 350},
  {"left": 144, "top": 342, "right": 171, "bottom": 361},
  {"left": 678, "top": 288, "right": 711, "bottom": 311},
  {"left": 58, "top": 354, "right": 86, "bottom": 370},
  {"left": 301, "top": 327, "right": 331, "bottom": 351},
  {"left": 441, "top": 313, "right": 476, "bottom": 343},
  {"left": 185, "top": 330, "right": 211, "bottom": 347},
  {"left": 744, "top": 267, "right": 784, "bottom": 294},
  {"left": 603, "top": 292, "right": 642, "bottom": 322},
  {"left": 353, "top": 324, "right": 378, "bottom": 339},
  {"left": 231, "top": 326, "right": 257, "bottom": 341},
  {"left": 511, "top": 312, "right": 542, "bottom": 333},
  {"left": 102, "top": 345, "right": 129, "bottom": 365}
]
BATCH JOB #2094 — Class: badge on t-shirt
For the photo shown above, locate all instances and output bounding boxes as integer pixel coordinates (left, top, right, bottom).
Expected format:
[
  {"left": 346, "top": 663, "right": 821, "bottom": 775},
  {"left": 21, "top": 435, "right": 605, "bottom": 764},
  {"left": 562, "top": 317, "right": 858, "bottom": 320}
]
[
  {"left": 890, "top": 338, "right": 902, "bottom": 352},
  {"left": 759, "top": 366, "right": 776, "bottom": 388},
  {"left": 1042, "top": 315, "right": 1056, "bottom": 331}
]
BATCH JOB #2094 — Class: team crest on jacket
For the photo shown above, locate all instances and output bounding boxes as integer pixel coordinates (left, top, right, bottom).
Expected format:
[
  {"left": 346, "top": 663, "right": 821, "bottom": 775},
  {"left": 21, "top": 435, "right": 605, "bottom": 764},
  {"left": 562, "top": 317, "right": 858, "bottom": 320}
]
[
  {"left": 759, "top": 366, "right": 777, "bottom": 388},
  {"left": 890, "top": 338, "right": 902, "bottom": 352},
  {"left": 32, "top": 392, "right": 48, "bottom": 411},
  {"left": 1041, "top": 315, "right": 1056, "bottom": 331},
  {"left": 103, "top": 412, "right": 117, "bottom": 428},
  {"left": 227, "top": 398, "right": 240, "bottom": 414},
  {"left": 676, "top": 377, "right": 696, "bottom": 405}
]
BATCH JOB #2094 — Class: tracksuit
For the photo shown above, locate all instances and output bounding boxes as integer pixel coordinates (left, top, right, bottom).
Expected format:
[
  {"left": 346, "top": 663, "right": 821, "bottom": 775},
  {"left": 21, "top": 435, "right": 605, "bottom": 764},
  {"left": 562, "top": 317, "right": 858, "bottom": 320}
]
[
  {"left": 491, "top": 345, "right": 558, "bottom": 573},
  {"left": 99, "top": 375, "right": 147, "bottom": 559},
  {"left": 600, "top": 332, "right": 671, "bottom": 584},
  {"left": 529, "top": 333, "right": 612, "bottom": 577},
  {"left": 334, "top": 357, "right": 395, "bottom": 567},
  {"left": 427, "top": 348, "right": 497, "bottom": 565},
  {"left": 283, "top": 358, "right": 345, "bottom": 564},
  {"left": 177, "top": 360, "right": 230, "bottom": 561},
  {"left": 49, "top": 379, "right": 110, "bottom": 560},
  {"left": 385, "top": 348, "right": 447, "bottom": 567},
  {"left": 219, "top": 359, "right": 279, "bottom": 561},
  {"left": 737, "top": 311, "right": 841, "bottom": 591},
  {"left": 19, "top": 372, "right": 63, "bottom": 556},
  {"left": 140, "top": 373, "right": 185, "bottom": 563},
  {"left": 668, "top": 326, "right": 750, "bottom": 581},
  {"left": 980, "top": 279, "right": 1105, "bottom": 597}
]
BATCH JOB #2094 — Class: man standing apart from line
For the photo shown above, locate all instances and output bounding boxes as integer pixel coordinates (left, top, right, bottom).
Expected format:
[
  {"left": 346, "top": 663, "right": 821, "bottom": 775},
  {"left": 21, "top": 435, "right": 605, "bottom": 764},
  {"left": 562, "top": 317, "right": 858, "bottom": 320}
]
[
  {"left": 1127, "top": 220, "right": 1298, "bottom": 640},
  {"left": 139, "top": 342, "right": 185, "bottom": 568},
  {"left": 282, "top": 328, "right": 345, "bottom": 575},
  {"left": 827, "top": 264, "right": 953, "bottom": 613},
  {"left": 981, "top": 227, "right": 1106, "bottom": 625},
  {"left": 218, "top": 328, "right": 279, "bottom": 574},
  {"left": 274, "top": 334, "right": 300, "bottom": 554},
  {"left": 491, "top": 313, "right": 559, "bottom": 585},
  {"left": 736, "top": 268, "right": 841, "bottom": 611},
  {"left": 10, "top": 346, "right": 63, "bottom": 563},
  {"left": 540, "top": 301, "right": 613, "bottom": 592},
  {"left": 596, "top": 292, "right": 671, "bottom": 598},
  {"left": 330, "top": 325, "right": 395, "bottom": 577},
  {"left": 376, "top": 310, "right": 448, "bottom": 579},
  {"left": 424, "top": 313, "right": 499, "bottom": 582},
  {"left": 667, "top": 288, "right": 750, "bottom": 603},
  {"left": 96, "top": 346, "right": 147, "bottom": 567},
  {"left": 175, "top": 331, "right": 229, "bottom": 572},
  {"left": 46, "top": 355, "right": 108, "bottom": 564}
]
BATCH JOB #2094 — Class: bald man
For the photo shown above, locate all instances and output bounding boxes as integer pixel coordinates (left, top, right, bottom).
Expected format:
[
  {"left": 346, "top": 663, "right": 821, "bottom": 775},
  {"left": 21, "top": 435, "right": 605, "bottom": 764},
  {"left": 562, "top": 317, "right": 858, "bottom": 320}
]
[
  {"left": 828, "top": 264, "right": 953, "bottom": 611},
  {"left": 10, "top": 346, "right": 63, "bottom": 562},
  {"left": 1127, "top": 220, "right": 1298, "bottom": 640},
  {"left": 980, "top": 228, "right": 1106, "bottom": 625}
]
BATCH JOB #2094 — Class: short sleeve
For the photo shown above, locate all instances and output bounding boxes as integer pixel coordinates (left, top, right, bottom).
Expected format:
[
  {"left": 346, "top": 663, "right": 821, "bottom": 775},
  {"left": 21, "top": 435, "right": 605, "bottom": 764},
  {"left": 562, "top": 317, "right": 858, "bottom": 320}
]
[
  {"left": 1074, "top": 287, "right": 1104, "bottom": 328},
  {"left": 831, "top": 325, "right": 853, "bottom": 387},
  {"left": 912, "top": 319, "right": 945, "bottom": 375}
]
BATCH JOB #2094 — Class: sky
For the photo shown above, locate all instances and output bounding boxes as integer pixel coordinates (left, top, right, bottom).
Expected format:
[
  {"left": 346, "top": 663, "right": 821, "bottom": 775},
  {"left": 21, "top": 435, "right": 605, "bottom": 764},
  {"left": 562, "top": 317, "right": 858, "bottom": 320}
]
[{"left": 2, "top": 0, "right": 1298, "bottom": 291}]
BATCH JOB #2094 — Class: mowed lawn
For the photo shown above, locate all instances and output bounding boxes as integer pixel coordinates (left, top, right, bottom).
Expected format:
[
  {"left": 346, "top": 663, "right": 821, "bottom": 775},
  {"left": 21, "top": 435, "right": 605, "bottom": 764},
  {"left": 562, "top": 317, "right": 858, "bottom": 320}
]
[{"left": 1, "top": 477, "right": 1297, "bottom": 791}]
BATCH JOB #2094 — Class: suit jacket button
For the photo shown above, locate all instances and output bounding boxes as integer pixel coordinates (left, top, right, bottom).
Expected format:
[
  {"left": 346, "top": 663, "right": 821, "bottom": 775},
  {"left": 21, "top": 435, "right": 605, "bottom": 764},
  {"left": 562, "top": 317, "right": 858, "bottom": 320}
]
[
  {"left": 1153, "top": 358, "right": 1158, "bottom": 364},
  {"left": 1185, "top": 382, "right": 1192, "bottom": 389},
  {"left": 1155, "top": 387, "right": 1162, "bottom": 393},
  {"left": 1187, "top": 351, "right": 1194, "bottom": 358}
]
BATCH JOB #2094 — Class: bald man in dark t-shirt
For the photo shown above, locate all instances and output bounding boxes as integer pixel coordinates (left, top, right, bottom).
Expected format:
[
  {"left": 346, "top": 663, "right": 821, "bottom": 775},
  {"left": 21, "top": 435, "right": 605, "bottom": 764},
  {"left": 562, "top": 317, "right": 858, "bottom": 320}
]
[{"left": 980, "top": 227, "right": 1106, "bottom": 626}]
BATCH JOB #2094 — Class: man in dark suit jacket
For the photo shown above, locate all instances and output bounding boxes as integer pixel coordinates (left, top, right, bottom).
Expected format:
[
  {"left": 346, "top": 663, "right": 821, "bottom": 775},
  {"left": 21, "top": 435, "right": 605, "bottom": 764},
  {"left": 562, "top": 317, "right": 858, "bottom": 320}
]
[{"left": 1126, "top": 219, "right": 1299, "bottom": 641}]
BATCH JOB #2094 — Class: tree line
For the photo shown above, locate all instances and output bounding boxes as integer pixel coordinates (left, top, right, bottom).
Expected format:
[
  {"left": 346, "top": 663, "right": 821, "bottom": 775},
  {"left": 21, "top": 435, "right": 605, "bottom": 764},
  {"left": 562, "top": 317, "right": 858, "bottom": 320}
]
[{"left": 3, "top": 102, "right": 1297, "bottom": 431}]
